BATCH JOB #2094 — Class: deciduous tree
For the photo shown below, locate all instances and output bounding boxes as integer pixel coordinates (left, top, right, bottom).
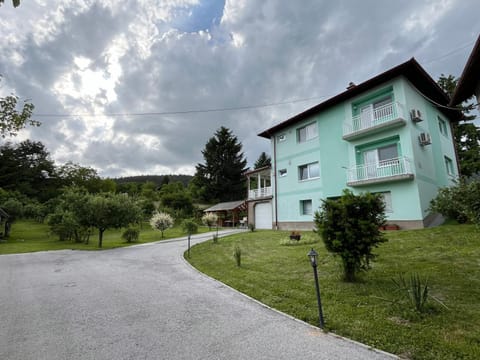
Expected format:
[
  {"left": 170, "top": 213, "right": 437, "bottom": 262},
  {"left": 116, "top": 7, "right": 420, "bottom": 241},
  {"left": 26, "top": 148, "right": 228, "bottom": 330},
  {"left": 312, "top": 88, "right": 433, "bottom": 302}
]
[{"left": 0, "top": 77, "right": 39, "bottom": 137}]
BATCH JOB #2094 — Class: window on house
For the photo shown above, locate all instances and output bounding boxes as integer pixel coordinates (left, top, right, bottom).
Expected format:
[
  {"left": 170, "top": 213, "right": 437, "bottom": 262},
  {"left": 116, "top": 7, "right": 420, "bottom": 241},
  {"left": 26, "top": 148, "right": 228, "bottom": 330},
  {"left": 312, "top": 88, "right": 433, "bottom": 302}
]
[
  {"left": 300, "top": 199, "right": 313, "bottom": 215},
  {"left": 378, "top": 191, "right": 393, "bottom": 213},
  {"left": 297, "top": 123, "right": 318, "bottom": 143},
  {"left": 298, "top": 162, "right": 320, "bottom": 181},
  {"left": 277, "top": 134, "right": 286, "bottom": 142},
  {"left": 279, "top": 169, "right": 287, "bottom": 177},
  {"left": 438, "top": 117, "right": 448, "bottom": 138},
  {"left": 363, "top": 143, "right": 398, "bottom": 166},
  {"left": 444, "top": 156, "right": 454, "bottom": 175}
]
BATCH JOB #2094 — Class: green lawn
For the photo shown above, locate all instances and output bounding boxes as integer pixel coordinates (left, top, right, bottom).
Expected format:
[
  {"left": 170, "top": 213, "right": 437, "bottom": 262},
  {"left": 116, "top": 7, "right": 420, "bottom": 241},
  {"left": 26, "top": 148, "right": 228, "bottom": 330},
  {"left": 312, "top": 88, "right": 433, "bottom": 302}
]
[
  {"left": 0, "top": 220, "right": 211, "bottom": 254},
  {"left": 187, "top": 225, "right": 480, "bottom": 360}
]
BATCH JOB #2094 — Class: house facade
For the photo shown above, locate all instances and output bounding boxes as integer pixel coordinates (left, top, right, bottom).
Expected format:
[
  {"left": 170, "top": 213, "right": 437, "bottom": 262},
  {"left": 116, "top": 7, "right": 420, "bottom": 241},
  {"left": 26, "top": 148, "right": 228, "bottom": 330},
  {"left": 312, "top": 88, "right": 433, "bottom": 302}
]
[{"left": 252, "top": 58, "right": 460, "bottom": 230}]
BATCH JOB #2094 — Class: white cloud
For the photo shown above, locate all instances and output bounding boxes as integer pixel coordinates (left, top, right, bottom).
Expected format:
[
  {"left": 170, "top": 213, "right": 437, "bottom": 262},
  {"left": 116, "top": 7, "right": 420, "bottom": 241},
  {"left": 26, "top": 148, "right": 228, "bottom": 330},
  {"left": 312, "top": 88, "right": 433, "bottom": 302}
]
[{"left": 1, "top": 0, "right": 479, "bottom": 178}]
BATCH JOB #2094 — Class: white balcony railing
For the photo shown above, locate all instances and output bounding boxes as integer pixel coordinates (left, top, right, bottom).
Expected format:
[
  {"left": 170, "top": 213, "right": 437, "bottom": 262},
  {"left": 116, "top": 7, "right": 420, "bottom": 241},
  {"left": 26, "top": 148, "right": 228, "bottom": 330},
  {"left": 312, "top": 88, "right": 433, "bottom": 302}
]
[
  {"left": 248, "top": 186, "right": 272, "bottom": 199},
  {"left": 343, "top": 102, "right": 406, "bottom": 138},
  {"left": 346, "top": 156, "right": 413, "bottom": 184}
]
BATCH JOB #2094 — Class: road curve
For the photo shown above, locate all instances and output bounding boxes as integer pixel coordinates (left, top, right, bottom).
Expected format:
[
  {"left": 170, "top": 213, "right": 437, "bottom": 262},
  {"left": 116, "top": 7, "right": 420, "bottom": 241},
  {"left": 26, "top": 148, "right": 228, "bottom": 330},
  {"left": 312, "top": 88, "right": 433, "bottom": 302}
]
[{"left": 0, "top": 230, "right": 397, "bottom": 360}]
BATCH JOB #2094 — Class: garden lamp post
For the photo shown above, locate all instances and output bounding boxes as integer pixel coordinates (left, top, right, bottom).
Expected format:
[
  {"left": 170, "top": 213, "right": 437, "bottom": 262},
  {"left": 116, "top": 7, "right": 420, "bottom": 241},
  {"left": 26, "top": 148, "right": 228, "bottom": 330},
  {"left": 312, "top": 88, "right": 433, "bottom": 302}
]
[{"left": 307, "top": 248, "right": 325, "bottom": 329}]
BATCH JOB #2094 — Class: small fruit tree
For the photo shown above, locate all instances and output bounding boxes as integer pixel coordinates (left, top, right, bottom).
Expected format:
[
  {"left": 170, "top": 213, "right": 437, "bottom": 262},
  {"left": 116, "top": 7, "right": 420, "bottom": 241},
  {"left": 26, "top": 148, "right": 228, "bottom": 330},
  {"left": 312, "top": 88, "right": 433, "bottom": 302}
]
[
  {"left": 150, "top": 211, "right": 174, "bottom": 238},
  {"left": 201, "top": 212, "right": 218, "bottom": 230}
]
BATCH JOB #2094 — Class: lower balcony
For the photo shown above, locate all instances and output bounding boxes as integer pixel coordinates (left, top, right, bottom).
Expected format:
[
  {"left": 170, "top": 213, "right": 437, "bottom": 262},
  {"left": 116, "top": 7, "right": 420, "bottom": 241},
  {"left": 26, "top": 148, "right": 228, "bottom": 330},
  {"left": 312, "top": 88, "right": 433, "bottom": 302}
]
[{"left": 346, "top": 156, "right": 414, "bottom": 187}]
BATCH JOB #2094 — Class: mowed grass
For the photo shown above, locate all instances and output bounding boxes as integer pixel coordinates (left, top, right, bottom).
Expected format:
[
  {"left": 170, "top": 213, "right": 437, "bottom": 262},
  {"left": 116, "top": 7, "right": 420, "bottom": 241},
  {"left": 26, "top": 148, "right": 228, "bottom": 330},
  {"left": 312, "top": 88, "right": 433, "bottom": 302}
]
[
  {"left": 0, "top": 220, "right": 211, "bottom": 254},
  {"left": 187, "top": 225, "right": 480, "bottom": 360}
]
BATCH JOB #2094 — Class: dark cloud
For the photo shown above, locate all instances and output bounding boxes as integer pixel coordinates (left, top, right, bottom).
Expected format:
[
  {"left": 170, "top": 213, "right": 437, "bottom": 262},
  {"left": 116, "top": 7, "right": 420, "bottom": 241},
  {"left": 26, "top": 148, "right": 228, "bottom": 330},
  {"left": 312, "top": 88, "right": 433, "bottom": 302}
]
[{"left": 1, "top": 0, "right": 479, "bottom": 177}]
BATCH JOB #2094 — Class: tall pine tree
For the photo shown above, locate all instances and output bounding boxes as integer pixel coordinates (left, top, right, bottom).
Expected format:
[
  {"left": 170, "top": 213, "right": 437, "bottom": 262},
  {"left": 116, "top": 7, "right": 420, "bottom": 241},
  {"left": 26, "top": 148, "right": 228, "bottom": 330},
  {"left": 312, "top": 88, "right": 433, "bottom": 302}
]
[
  {"left": 193, "top": 127, "right": 247, "bottom": 203},
  {"left": 254, "top": 151, "right": 271, "bottom": 169}
]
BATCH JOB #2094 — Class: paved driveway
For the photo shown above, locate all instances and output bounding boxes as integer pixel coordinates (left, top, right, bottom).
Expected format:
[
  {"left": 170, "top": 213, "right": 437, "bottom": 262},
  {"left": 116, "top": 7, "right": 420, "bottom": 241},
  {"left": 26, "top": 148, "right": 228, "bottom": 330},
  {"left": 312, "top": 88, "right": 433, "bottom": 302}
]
[{"left": 0, "top": 230, "right": 396, "bottom": 359}]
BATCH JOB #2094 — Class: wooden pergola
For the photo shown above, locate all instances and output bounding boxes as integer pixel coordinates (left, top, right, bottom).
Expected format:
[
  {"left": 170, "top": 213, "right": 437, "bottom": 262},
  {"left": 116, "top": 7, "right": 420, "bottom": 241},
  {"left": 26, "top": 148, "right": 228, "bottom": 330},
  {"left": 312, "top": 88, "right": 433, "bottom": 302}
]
[{"left": 204, "top": 200, "right": 247, "bottom": 227}]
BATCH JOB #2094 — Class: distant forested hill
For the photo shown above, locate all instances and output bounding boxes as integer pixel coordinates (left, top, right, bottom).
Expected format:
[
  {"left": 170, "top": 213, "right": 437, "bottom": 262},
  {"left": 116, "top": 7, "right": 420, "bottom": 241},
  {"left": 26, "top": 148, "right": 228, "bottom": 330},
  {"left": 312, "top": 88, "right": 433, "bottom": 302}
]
[{"left": 113, "top": 175, "right": 193, "bottom": 187}]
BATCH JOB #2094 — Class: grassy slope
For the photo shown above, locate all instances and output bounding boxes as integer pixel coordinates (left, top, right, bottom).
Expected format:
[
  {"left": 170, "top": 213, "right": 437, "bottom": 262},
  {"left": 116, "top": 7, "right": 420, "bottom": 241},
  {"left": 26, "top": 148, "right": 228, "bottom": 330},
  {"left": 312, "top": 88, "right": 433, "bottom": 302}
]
[
  {"left": 0, "top": 220, "right": 210, "bottom": 254},
  {"left": 188, "top": 226, "right": 480, "bottom": 360}
]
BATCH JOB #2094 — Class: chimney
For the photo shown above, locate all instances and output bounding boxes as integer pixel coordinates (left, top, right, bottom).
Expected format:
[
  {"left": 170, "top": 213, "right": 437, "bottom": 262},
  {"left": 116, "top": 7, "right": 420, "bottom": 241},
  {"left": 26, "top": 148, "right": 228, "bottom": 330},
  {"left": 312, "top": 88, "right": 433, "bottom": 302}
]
[{"left": 347, "top": 82, "right": 356, "bottom": 90}]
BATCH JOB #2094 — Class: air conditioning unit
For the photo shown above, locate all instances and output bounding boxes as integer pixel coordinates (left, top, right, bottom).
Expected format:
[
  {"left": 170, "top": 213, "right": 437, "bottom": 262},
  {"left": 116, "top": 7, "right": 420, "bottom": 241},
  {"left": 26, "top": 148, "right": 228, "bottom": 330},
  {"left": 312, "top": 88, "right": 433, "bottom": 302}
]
[
  {"left": 419, "top": 132, "right": 431, "bottom": 146},
  {"left": 410, "top": 109, "right": 423, "bottom": 123}
]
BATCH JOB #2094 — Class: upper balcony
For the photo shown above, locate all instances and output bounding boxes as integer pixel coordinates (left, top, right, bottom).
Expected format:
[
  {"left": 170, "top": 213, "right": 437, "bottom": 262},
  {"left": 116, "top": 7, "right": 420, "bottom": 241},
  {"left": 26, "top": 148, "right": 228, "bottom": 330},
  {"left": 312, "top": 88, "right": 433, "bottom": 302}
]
[
  {"left": 346, "top": 156, "right": 414, "bottom": 187},
  {"left": 245, "top": 166, "right": 273, "bottom": 200},
  {"left": 343, "top": 101, "right": 407, "bottom": 141}
]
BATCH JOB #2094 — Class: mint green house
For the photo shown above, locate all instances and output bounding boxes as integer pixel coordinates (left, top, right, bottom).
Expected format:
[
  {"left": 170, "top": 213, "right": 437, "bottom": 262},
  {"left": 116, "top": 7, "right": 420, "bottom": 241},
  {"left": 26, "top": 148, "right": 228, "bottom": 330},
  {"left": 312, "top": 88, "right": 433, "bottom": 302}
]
[{"left": 248, "top": 59, "right": 460, "bottom": 230}]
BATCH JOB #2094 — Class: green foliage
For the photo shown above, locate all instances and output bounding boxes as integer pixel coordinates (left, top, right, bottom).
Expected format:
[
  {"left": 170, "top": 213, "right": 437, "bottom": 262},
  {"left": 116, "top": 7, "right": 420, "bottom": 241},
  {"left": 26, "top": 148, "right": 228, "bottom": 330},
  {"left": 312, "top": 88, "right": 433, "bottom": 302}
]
[
  {"left": 193, "top": 127, "right": 247, "bottom": 203},
  {"left": 254, "top": 151, "right": 271, "bottom": 169},
  {"left": 233, "top": 244, "right": 242, "bottom": 267},
  {"left": 122, "top": 226, "right": 140, "bottom": 243},
  {"left": 248, "top": 223, "right": 255, "bottom": 232},
  {"left": 314, "top": 189, "right": 387, "bottom": 282},
  {"left": 430, "top": 178, "right": 480, "bottom": 225},
  {"left": 392, "top": 273, "right": 430, "bottom": 313},
  {"left": 212, "top": 234, "right": 218, "bottom": 244},
  {"left": 202, "top": 212, "right": 218, "bottom": 230},
  {"left": 149, "top": 211, "right": 174, "bottom": 238},
  {"left": 0, "top": 78, "right": 39, "bottom": 137},
  {"left": 0, "top": 140, "right": 56, "bottom": 201},
  {"left": 84, "top": 193, "right": 142, "bottom": 248},
  {"left": 181, "top": 218, "right": 198, "bottom": 236},
  {"left": 46, "top": 209, "right": 85, "bottom": 242}
]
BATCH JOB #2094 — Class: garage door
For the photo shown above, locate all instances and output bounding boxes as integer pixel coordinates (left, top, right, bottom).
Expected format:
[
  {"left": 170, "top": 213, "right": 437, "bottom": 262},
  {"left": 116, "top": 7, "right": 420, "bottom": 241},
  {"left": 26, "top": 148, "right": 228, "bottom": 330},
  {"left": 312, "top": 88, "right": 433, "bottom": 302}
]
[{"left": 255, "top": 202, "right": 272, "bottom": 229}]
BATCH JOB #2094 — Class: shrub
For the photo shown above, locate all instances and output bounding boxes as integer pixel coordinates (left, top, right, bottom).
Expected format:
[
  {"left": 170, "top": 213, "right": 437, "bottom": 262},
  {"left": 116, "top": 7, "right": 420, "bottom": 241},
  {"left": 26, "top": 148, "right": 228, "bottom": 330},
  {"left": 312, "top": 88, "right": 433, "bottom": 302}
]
[
  {"left": 430, "top": 178, "right": 480, "bottom": 225},
  {"left": 122, "top": 226, "right": 140, "bottom": 243},
  {"left": 248, "top": 223, "right": 255, "bottom": 232},
  {"left": 314, "top": 189, "right": 386, "bottom": 282},
  {"left": 150, "top": 211, "right": 174, "bottom": 238},
  {"left": 202, "top": 212, "right": 218, "bottom": 230}
]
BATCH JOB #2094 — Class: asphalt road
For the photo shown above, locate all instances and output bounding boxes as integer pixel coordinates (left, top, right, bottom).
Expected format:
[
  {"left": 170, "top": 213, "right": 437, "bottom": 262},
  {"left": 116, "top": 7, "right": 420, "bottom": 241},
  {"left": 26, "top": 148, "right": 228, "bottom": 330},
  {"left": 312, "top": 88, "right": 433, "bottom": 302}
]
[{"left": 0, "top": 230, "right": 397, "bottom": 360}]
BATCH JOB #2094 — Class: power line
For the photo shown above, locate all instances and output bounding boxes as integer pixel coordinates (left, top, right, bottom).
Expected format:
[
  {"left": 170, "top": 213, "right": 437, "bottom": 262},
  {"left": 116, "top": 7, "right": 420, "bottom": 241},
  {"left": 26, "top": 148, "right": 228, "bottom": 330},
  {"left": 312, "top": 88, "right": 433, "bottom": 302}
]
[
  {"left": 422, "top": 40, "right": 475, "bottom": 65},
  {"left": 33, "top": 95, "right": 331, "bottom": 118}
]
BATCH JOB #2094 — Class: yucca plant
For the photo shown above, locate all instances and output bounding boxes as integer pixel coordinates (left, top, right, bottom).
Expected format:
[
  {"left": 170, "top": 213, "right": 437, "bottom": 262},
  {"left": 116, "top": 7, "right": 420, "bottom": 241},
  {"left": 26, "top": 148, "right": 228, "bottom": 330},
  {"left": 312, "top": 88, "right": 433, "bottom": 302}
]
[
  {"left": 392, "top": 273, "right": 447, "bottom": 312},
  {"left": 233, "top": 245, "right": 242, "bottom": 267}
]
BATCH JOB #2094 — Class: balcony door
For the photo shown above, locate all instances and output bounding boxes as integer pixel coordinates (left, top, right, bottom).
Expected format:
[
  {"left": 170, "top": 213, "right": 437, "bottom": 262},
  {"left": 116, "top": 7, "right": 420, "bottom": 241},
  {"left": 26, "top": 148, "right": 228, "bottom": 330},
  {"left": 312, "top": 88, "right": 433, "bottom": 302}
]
[{"left": 363, "top": 144, "right": 399, "bottom": 179}]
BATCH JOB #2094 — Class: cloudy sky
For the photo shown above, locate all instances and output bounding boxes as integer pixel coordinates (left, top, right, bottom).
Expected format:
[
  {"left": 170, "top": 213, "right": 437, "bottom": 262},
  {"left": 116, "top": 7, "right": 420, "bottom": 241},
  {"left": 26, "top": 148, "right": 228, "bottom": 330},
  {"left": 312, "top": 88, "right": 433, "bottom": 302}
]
[{"left": 0, "top": 0, "right": 479, "bottom": 178}]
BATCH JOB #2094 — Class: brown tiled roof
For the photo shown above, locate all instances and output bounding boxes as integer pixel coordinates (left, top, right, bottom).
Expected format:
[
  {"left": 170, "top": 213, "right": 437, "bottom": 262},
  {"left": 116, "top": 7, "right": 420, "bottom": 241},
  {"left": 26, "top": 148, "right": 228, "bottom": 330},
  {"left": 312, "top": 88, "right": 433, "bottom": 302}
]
[
  {"left": 259, "top": 58, "right": 461, "bottom": 138},
  {"left": 450, "top": 35, "right": 480, "bottom": 106}
]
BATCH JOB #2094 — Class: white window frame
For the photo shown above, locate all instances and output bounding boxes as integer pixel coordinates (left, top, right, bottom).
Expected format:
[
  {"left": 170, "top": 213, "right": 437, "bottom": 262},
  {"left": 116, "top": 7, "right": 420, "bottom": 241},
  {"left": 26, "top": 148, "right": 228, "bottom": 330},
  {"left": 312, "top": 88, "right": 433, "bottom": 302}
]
[
  {"left": 297, "top": 123, "right": 318, "bottom": 143},
  {"left": 298, "top": 162, "right": 320, "bottom": 181},
  {"left": 380, "top": 192, "right": 393, "bottom": 213},
  {"left": 438, "top": 117, "right": 448, "bottom": 138},
  {"left": 300, "top": 199, "right": 313, "bottom": 215},
  {"left": 444, "top": 156, "right": 454, "bottom": 176}
]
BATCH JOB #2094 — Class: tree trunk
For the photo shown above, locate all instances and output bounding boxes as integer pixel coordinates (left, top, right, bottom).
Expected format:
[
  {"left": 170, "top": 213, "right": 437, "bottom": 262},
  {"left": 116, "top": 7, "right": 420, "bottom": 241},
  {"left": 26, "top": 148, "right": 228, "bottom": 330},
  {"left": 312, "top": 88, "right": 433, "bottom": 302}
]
[
  {"left": 5, "top": 221, "right": 11, "bottom": 237},
  {"left": 98, "top": 228, "right": 104, "bottom": 248}
]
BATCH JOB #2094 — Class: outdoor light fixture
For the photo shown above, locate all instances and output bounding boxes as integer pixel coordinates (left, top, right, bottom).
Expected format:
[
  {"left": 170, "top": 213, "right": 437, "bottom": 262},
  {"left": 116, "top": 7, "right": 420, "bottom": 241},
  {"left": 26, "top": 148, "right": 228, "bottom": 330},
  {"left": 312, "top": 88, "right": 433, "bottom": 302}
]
[
  {"left": 307, "top": 248, "right": 325, "bottom": 329},
  {"left": 308, "top": 248, "right": 318, "bottom": 267}
]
